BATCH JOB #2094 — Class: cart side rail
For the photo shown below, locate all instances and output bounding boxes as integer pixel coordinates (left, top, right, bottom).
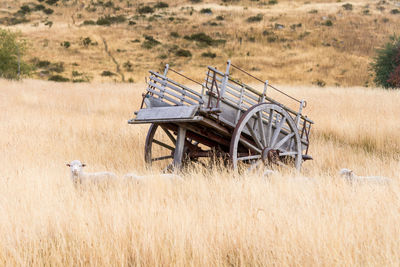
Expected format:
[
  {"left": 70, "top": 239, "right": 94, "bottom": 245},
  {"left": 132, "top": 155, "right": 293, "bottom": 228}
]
[{"left": 145, "top": 67, "right": 205, "bottom": 107}]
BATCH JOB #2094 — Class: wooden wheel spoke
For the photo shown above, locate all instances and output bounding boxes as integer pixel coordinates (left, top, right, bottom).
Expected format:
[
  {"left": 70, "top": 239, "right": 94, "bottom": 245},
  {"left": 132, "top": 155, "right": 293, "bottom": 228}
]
[
  {"left": 257, "top": 111, "right": 267, "bottom": 147},
  {"left": 246, "top": 122, "right": 263, "bottom": 149},
  {"left": 238, "top": 154, "right": 261, "bottom": 161},
  {"left": 239, "top": 138, "right": 262, "bottom": 154},
  {"left": 153, "top": 139, "right": 175, "bottom": 151},
  {"left": 266, "top": 109, "right": 274, "bottom": 147},
  {"left": 161, "top": 127, "right": 176, "bottom": 145},
  {"left": 273, "top": 132, "right": 295, "bottom": 150},
  {"left": 279, "top": 151, "right": 298, "bottom": 156},
  {"left": 270, "top": 117, "right": 286, "bottom": 148},
  {"left": 152, "top": 155, "right": 173, "bottom": 162}
]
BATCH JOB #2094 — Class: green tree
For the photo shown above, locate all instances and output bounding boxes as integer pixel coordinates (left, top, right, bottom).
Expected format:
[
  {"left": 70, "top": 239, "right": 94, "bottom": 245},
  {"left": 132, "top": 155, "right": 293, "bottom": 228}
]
[
  {"left": 371, "top": 35, "right": 400, "bottom": 89},
  {"left": 0, "top": 29, "right": 30, "bottom": 80}
]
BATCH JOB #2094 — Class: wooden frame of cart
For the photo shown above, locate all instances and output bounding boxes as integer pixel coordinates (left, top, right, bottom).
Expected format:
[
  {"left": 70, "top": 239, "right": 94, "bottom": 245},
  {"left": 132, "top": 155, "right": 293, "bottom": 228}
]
[{"left": 129, "top": 60, "right": 313, "bottom": 171}]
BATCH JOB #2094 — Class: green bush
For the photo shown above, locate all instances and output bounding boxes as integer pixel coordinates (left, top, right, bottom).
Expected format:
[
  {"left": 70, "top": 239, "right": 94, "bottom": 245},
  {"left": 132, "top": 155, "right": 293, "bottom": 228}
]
[
  {"left": 48, "top": 75, "right": 69, "bottom": 82},
  {"left": 101, "top": 70, "right": 116, "bottom": 77},
  {"left": 155, "top": 2, "right": 169, "bottom": 8},
  {"left": 247, "top": 14, "right": 263, "bottom": 23},
  {"left": 175, "top": 49, "right": 192, "bottom": 57},
  {"left": 371, "top": 36, "right": 400, "bottom": 88},
  {"left": 201, "top": 52, "right": 216, "bottom": 58},
  {"left": 137, "top": 6, "right": 154, "bottom": 14},
  {"left": 184, "top": 32, "right": 213, "bottom": 45},
  {"left": 43, "top": 8, "right": 54, "bottom": 15},
  {"left": 142, "top": 35, "right": 160, "bottom": 49},
  {"left": 0, "top": 29, "right": 30, "bottom": 80}
]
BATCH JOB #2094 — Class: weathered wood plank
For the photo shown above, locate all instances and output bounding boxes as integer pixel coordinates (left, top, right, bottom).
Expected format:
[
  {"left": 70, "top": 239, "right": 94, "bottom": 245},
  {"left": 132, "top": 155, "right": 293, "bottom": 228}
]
[
  {"left": 149, "top": 70, "right": 203, "bottom": 98},
  {"left": 135, "top": 105, "right": 199, "bottom": 121},
  {"left": 150, "top": 75, "right": 204, "bottom": 104},
  {"left": 148, "top": 81, "right": 198, "bottom": 106}
]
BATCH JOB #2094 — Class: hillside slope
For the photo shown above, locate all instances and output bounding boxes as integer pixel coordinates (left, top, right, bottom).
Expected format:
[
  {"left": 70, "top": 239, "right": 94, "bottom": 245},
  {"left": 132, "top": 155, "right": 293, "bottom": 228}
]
[{"left": 0, "top": 0, "right": 399, "bottom": 86}]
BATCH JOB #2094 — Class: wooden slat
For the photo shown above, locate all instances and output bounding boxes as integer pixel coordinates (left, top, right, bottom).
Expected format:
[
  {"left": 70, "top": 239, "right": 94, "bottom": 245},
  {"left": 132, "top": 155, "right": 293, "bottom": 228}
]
[
  {"left": 135, "top": 105, "right": 199, "bottom": 121},
  {"left": 148, "top": 82, "right": 198, "bottom": 106},
  {"left": 147, "top": 88, "right": 182, "bottom": 106},
  {"left": 149, "top": 70, "right": 203, "bottom": 98},
  {"left": 150, "top": 75, "right": 204, "bottom": 104}
]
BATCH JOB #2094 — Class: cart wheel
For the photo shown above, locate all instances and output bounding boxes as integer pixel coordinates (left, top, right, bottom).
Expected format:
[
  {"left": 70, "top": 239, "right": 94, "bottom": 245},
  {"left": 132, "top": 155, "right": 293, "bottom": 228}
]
[
  {"left": 229, "top": 103, "right": 303, "bottom": 171},
  {"left": 144, "top": 124, "right": 201, "bottom": 171}
]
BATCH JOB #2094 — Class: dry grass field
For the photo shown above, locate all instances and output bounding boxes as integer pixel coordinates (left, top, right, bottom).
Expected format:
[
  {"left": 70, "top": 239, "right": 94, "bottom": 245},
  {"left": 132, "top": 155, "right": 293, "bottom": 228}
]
[
  {"left": 0, "top": 0, "right": 400, "bottom": 85},
  {"left": 1, "top": 79, "right": 400, "bottom": 265}
]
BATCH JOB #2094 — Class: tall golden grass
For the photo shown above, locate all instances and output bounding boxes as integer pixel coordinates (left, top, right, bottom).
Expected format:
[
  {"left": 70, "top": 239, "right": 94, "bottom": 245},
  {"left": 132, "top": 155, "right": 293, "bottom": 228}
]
[{"left": 0, "top": 79, "right": 399, "bottom": 265}]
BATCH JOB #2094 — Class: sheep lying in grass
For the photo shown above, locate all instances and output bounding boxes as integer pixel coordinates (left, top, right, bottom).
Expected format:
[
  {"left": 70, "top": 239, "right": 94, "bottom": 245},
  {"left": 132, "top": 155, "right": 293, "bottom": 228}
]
[
  {"left": 339, "top": 168, "right": 391, "bottom": 185},
  {"left": 66, "top": 160, "right": 117, "bottom": 185},
  {"left": 124, "top": 173, "right": 183, "bottom": 183}
]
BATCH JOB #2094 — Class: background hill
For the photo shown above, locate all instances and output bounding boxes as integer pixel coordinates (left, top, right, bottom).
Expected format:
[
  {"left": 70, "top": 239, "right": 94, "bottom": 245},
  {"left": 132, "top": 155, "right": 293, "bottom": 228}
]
[{"left": 0, "top": 0, "right": 399, "bottom": 86}]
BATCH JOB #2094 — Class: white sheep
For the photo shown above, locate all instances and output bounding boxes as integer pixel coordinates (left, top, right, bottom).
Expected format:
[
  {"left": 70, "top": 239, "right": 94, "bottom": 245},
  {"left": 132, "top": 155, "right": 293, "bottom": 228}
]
[
  {"left": 66, "top": 160, "right": 117, "bottom": 185},
  {"left": 339, "top": 168, "right": 391, "bottom": 185}
]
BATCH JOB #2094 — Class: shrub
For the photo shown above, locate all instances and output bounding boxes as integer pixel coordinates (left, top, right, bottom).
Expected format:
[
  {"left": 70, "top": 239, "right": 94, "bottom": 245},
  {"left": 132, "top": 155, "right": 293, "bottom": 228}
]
[
  {"left": 200, "top": 8, "right": 212, "bottom": 14},
  {"left": 142, "top": 35, "right": 160, "bottom": 49},
  {"left": 201, "top": 52, "right": 216, "bottom": 58},
  {"left": 184, "top": 32, "right": 213, "bottom": 45},
  {"left": 60, "top": 41, "right": 70, "bottom": 48},
  {"left": 96, "top": 15, "right": 126, "bottom": 26},
  {"left": 155, "top": 2, "right": 169, "bottom": 8},
  {"left": 170, "top": 32, "right": 180, "bottom": 38},
  {"left": 34, "top": 4, "right": 46, "bottom": 11},
  {"left": 268, "top": 0, "right": 278, "bottom": 5},
  {"left": 175, "top": 49, "right": 192, "bottom": 57},
  {"left": 45, "top": 0, "right": 59, "bottom": 5},
  {"left": 0, "top": 29, "right": 30, "bottom": 80},
  {"left": 312, "top": 79, "right": 326, "bottom": 87},
  {"left": 246, "top": 14, "right": 263, "bottom": 23},
  {"left": 322, "top": 20, "right": 333, "bottom": 26},
  {"left": 371, "top": 36, "right": 400, "bottom": 88},
  {"left": 43, "top": 8, "right": 54, "bottom": 15},
  {"left": 18, "top": 5, "right": 31, "bottom": 15},
  {"left": 80, "top": 37, "right": 93, "bottom": 47},
  {"left": 48, "top": 75, "right": 69, "bottom": 82},
  {"left": 83, "top": 20, "right": 96, "bottom": 25},
  {"left": 216, "top": 15, "right": 224, "bottom": 21},
  {"left": 342, "top": 3, "right": 353, "bottom": 10},
  {"left": 101, "top": 70, "right": 116, "bottom": 77},
  {"left": 137, "top": 6, "right": 154, "bottom": 14},
  {"left": 391, "top": 9, "right": 400, "bottom": 14}
]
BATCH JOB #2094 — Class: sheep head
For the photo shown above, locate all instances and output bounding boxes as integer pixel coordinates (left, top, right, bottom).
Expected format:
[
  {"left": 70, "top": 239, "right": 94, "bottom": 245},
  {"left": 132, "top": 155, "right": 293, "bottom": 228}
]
[{"left": 67, "top": 160, "right": 86, "bottom": 178}]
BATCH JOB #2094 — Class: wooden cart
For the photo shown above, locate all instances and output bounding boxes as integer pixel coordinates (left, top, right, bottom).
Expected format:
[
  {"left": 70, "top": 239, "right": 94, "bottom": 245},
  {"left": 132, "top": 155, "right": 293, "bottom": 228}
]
[{"left": 128, "top": 60, "right": 313, "bottom": 171}]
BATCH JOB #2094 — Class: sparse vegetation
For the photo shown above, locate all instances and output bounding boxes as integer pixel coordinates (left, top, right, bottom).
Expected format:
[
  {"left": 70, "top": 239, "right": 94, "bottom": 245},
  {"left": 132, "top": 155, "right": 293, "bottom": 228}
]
[
  {"left": 175, "top": 49, "right": 192, "bottom": 57},
  {"left": 48, "top": 74, "right": 69, "bottom": 82},
  {"left": 60, "top": 41, "right": 70, "bottom": 49},
  {"left": 342, "top": 3, "right": 353, "bottom": 10},
  {"left": 246, "top": 14, "right": 263, "bottom": 23},
  {"left": 96, "top": 15, "right": 126, "bottom": 26},
  {"left": 201, "top": 51, "right": 216, "bottom": 58},
  {"left": 141, "top": 35, "right": 161, "bottom": 49},
  {"left": 137, "top": 6, "right": 154, "bottom": 14},
  {"left": 101, "top": 70, "right": 116, "bottom": 76},
  {"left": 200, "top": 8, "right": 212, "bottom": 14},
  {"left": 154, "top": 2, "right": 169, "bottom": 8}
]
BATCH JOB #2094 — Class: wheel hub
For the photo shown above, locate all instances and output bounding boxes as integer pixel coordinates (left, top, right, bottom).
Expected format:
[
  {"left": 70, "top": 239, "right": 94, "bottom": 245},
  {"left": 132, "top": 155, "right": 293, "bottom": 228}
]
[{"left": 261, "top": 148, "right": 280, "bottom": 165}]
